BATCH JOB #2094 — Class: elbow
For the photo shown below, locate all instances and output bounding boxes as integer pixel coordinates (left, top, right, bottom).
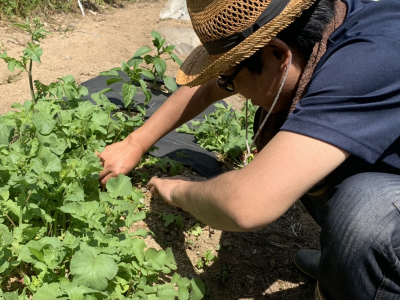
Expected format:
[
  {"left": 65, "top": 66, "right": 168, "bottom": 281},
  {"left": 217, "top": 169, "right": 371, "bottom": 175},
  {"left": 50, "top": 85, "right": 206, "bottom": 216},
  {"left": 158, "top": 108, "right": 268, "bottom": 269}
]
[
  {"left": 234, "top": 215, "right": 269, "bottom": 232},
  {"left": 228, "top": 203, "right": 272, "bottom": 232}
]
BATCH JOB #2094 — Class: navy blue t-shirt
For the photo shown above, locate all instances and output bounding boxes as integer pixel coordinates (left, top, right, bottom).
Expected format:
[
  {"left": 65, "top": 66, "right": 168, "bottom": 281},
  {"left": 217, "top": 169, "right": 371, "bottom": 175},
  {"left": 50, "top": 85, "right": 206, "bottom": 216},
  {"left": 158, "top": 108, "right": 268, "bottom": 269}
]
[{"left": 281, "top": 0, "right": 400, "bottom": 171}]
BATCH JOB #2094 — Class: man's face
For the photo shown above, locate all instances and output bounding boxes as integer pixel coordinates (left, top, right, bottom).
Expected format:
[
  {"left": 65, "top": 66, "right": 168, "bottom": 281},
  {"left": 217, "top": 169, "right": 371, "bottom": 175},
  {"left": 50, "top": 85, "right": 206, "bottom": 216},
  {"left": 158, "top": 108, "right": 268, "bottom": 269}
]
[{"left": 223, "top": 45, "right": 295, "bottom": 113}]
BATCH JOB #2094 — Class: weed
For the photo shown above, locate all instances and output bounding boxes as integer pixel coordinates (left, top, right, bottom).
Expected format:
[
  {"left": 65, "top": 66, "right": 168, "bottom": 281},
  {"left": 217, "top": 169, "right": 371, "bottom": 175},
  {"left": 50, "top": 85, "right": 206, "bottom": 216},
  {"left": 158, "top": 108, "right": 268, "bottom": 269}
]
[
  {"left": 196, "top": 249, "right": 218, "bottom": 269},
  {"left": 0, "top": 18, "right": 51, "bottom": 103},
  {"left": 161, "top": 213, "right": 184, "bottom": 229},
  {"left": 188, "top": 223, "right": 203, "bottom": 237}
]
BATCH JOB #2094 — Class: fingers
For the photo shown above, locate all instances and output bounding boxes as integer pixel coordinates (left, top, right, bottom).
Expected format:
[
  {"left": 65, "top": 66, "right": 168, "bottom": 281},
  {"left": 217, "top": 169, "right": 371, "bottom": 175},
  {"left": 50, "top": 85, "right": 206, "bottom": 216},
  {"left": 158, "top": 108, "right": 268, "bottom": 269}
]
[
  {"left": 147, "top": 177, "right": 163, "bottom": 193},
  {"left": 146, "top": 177, "right": 159, "bottom": 190},
  {"left": 99, "top": 168, "right": 109, "bottom": 180},
  {"left": 96, "top": 151, "right": 105, "bottom": 171},
  {"left": 100, "top": 173, "right": 114, "bottom": 186},
  {"left": 99, "top": 166, "right": 120, "bottom": 186},
  {"left": 149, "top": 186, "right": 159, "bottom": 195}
]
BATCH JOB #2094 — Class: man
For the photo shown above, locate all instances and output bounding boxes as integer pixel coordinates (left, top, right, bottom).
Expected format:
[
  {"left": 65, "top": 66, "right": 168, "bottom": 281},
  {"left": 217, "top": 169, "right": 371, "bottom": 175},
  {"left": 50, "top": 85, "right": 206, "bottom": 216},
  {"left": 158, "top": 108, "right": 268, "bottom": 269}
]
[{"left": 97, "top": 0, "right": 400, "bottom": 298}]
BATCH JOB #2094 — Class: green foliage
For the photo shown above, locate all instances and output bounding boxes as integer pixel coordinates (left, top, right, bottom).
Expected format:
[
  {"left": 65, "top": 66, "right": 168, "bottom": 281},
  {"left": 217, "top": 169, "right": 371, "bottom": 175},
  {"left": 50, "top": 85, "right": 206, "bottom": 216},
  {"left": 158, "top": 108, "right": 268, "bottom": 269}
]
[
  {"left": 195, "top": 250, "right": 217, "bottom": 269},
  {"left": 0, "top": 0, "right": 137, "bottom": 19},
  {"left": 140, "top": 156, "right": 184, "bottom": 176},
  {"left": 145, "top": 31, "right": 182, "bottom": 92},
  {"left": 187, "top": 223, "right": 202, "bottom": 237},
  {"left": 161, "top": 213, "right": 184, "bottom": 229},
  {"left": 177, "top": 102, "right": 258, "bottom": 165},
  {"left": 100, "top": 31, "right": 181, "bottom": 114},
  {"left": 0, "top": 20, "right": 204, "bottom": 300},
  {"left": 0, "top": 18, "right": 51, "bottom": 103}
]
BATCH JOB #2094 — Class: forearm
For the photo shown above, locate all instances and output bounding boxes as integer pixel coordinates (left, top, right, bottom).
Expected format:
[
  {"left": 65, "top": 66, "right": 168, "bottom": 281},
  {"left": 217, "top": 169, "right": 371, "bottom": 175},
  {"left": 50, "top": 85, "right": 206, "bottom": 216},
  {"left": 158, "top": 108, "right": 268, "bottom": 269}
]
[
  {"left": 171, "top": 170, "right": 256, "bottom": 232},
  {"left": 125, "top": 80, "right": 234, "bottom": 152}
]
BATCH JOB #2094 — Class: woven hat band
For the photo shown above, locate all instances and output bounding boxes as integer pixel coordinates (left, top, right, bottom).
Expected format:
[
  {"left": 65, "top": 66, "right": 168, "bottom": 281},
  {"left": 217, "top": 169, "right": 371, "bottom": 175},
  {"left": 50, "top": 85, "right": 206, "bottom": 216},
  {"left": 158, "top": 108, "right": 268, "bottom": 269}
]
[{"left": 202, "top": 0, "right": 291, "bottom": 56}]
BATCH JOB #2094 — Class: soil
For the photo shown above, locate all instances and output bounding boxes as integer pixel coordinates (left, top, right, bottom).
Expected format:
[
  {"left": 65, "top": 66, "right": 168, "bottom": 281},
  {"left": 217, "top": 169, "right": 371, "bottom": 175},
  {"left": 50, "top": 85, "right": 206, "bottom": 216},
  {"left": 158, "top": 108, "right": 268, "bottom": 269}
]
[{"left": 0, "top": 1, "right": 321, "bottom": 299}]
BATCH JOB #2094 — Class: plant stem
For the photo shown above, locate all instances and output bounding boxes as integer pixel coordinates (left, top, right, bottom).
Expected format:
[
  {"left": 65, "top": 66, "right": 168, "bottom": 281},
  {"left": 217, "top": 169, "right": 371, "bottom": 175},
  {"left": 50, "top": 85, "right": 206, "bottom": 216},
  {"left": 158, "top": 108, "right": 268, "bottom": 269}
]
[
  {"left": 6, "top": 214, "right": 16, "bottom": 227},
  {"left": 28, "top": 59, "right": 36, "bottom": 103},
  {"left": 19, "top": 191, "right": 33, "bottom": 226},
  {"left": 53, "top": 211, "right": 58, "bottom": 237},
  {"left": 62, "top": 212, "right": 66, "bottom": 234},
  {"left": 113, "top": 127, "right": 125, "bottom": 144},
  {"left": 152, "top": 66, "right": 157, "bottom": 89}
]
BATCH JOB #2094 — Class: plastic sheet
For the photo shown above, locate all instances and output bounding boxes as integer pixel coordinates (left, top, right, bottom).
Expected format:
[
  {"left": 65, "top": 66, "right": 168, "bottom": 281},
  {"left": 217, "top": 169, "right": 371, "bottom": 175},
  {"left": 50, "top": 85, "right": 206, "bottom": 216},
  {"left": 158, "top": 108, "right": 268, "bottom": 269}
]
[
  {"left": 159, "top": 0, "right": 190, "bottom": 20},
  {"left": 81, "top": 73, "right": 224, "bottom": 178}
]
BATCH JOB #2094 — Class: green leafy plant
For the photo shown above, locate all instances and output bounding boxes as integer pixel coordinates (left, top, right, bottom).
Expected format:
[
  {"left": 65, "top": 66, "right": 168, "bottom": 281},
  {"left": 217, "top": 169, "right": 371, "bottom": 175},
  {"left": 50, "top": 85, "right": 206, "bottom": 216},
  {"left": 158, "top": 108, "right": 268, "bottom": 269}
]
[
  {"left": 0, "top": 19, "right": 205, "bottom": 300},
  {"left": 140, "top": 156, "right": 184, "bottom": 176},
  {"left": 187, "top": 223, "right": 203, "bottom": 238},
  {"left": 0, "top": 18, "right": 50, "bottom": 103},
  {"left": 100, "top": 31, "right": 182, "bottom": 116},
  {"left": 196, "top": 250, "right": 218, "bottom": 269},
  {"left": 140, "top": 31, "right": 182, "bottom": 92},
  {"left": 161, "top": 213, "right": 185, "bottom": 229},
  {"left": 0, "top": 0, "right": 137, "bottom": 19},
  {"left": 177, "top": 102, "right": 258, "bottom": 166}
]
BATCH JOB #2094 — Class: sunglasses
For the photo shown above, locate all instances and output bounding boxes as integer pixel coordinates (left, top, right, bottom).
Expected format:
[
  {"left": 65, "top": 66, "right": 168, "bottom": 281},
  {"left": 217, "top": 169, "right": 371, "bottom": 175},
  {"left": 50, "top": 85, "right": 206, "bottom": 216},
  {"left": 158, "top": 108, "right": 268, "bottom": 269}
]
[{"left": 216, "top": 64, "right": 243, "bottom": 93}]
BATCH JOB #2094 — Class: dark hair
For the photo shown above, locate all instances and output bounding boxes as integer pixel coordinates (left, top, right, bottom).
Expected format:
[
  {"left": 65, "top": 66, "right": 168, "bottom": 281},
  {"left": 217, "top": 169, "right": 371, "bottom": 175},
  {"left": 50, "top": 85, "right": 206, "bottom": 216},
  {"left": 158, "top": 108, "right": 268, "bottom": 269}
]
[{"left": 240, "top": 0, "right": 336, "bottom": 74}]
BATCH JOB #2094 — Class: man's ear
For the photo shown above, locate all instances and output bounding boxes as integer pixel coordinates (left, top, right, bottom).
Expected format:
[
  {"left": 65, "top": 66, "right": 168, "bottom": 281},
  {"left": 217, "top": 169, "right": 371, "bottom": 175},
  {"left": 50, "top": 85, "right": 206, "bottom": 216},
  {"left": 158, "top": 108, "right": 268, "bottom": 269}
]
[{"left": 266, "top": 38, "right": 292, "bottom": 71}]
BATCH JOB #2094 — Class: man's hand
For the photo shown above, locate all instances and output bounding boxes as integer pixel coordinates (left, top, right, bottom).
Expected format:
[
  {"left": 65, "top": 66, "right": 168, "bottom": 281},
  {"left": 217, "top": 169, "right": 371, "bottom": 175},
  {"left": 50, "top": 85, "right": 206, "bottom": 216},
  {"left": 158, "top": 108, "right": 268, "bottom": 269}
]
[
  {"left": 97, "top": 136, "right": 145, "bottom": 185},
  {"left": 147, "top": 176, "right": 189, "bottom": 209}
]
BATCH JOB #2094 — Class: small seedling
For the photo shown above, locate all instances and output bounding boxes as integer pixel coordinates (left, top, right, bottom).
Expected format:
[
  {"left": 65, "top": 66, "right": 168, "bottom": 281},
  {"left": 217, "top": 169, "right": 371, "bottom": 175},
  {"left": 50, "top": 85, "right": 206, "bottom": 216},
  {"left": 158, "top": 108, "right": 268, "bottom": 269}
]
[
  {"left": 204, "top": 249, "right": 217, "bottom": 265},
  {"left": 161, "top": 213, "right": 184, "bottom": 229},
  {"left": 188, "top": 223, "right": 203, "bottom": 237},
  {"left": 196, "top": 258, "right": 204, "bottom": 269},
  {"left": 196, "top": 249, "right": 218, "bottom": 269}
]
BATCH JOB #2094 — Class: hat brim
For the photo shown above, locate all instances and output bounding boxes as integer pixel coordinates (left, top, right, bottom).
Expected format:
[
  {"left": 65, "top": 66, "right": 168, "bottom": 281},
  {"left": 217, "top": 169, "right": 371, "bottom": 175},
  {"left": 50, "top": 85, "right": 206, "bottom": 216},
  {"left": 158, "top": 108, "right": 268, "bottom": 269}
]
[{"left": 177, "top": 0, "right": 315, "bottom": 87}]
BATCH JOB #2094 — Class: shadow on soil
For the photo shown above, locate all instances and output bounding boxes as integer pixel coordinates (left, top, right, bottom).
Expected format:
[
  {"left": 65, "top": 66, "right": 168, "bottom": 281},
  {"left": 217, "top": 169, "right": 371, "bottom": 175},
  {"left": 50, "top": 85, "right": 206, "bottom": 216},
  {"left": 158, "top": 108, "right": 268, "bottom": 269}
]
[{"left": 137, "top": 171, "right": 321, "bottom": 300}]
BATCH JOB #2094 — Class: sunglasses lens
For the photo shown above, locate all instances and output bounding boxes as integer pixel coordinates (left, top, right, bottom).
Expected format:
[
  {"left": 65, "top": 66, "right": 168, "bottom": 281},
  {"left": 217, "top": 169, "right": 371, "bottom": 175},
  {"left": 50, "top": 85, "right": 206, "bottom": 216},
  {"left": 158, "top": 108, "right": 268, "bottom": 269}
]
[{"left": 217, "top": 76, "right": 234, "bottom": 92}]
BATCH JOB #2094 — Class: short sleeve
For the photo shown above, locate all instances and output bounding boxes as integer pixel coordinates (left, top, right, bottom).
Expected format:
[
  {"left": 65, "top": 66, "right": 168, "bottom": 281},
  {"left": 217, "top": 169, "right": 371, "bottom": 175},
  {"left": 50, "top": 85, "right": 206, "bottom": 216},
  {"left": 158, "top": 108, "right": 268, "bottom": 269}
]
[{"left": 282, "top": 36, "right": 400, "bottom": 167}]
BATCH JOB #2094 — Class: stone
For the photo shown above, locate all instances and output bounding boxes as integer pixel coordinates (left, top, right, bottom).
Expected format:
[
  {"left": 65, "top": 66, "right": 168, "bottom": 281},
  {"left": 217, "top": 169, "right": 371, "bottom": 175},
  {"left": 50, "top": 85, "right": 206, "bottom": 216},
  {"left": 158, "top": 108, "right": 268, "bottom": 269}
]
[{"left": 157, "top": 27, "right": 200, "bottom": 56}]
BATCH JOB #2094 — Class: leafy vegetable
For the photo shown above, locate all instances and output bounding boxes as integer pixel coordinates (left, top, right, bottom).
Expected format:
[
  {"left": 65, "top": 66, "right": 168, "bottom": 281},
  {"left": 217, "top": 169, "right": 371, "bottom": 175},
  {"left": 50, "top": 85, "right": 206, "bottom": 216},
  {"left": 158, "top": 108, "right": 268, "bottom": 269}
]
[
  {"left": 177, "top": 102, "right": 258, "bottom": 165},
  {"left": 0, "top": 19, "right": 204, "bottom": 300}
]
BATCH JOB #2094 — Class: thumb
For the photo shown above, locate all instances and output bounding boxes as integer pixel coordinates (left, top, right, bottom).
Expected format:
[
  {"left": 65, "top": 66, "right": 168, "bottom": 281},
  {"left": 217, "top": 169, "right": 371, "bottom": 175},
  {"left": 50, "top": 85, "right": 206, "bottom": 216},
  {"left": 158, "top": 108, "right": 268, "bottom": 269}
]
[
  {"left": 147, "top": 178, "right": 161, "bottom": 195},
  {"left": 147, "top": 177, "right": 160, "bottom": 189}
]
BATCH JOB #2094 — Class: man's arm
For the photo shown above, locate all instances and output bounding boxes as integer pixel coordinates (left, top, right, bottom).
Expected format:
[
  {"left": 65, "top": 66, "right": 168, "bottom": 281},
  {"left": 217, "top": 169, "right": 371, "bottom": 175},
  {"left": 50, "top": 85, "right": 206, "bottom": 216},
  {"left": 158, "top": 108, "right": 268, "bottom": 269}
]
[
  {"left": 98, "top": 80, "right": 235, "bottom": 184},
  {"left": 148, "top": 131, "right": 350, "bottom": 231}
]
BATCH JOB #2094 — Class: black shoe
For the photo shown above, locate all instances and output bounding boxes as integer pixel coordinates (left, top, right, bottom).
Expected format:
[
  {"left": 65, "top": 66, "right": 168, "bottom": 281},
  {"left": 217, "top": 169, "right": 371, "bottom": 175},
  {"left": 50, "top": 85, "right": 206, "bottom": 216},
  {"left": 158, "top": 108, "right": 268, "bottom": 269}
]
[{"left": 293, "top": 249, "right": 321, "bottom": 280}]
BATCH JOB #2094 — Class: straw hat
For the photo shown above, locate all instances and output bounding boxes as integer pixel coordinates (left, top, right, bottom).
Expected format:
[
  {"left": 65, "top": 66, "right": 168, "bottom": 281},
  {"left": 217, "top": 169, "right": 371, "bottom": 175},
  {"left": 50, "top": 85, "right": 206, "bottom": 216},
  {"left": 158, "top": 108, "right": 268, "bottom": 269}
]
[{"left": 176, "top": 0, "right": 316, "bottom": 87}]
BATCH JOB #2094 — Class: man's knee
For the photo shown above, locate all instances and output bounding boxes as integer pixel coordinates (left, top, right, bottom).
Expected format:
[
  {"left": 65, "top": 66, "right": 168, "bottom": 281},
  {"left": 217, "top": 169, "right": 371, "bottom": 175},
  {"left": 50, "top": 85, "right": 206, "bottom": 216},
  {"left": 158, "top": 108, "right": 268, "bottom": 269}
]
[
  {"left": 322, "top": 173, "right": 400, "bottom": 248},
  {"left": 319, "top": 172, "right": 400, "bottom": 299}
]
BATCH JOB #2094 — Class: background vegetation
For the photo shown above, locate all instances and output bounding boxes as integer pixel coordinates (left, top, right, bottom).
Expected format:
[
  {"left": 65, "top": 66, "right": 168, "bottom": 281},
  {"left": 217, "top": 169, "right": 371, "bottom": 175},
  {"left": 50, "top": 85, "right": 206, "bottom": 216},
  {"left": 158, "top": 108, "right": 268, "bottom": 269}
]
[{"left": 0, "top": 0, "right": 136, "bottom": 20}]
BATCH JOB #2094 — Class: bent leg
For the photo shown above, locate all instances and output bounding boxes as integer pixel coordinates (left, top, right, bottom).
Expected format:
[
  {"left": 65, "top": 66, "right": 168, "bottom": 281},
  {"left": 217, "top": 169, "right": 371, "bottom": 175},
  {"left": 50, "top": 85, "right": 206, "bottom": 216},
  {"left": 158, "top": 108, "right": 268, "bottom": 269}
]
[{"left": 318, "top": 172, "right": 400, "bottom": 300}]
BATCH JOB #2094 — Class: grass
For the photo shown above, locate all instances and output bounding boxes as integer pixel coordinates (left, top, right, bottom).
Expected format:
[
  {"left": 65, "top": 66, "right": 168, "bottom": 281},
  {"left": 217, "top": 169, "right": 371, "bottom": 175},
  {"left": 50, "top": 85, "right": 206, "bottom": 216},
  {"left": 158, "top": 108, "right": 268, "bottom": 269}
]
[{"left": 0, "top": 0, "right": 136, "bottom": 20}]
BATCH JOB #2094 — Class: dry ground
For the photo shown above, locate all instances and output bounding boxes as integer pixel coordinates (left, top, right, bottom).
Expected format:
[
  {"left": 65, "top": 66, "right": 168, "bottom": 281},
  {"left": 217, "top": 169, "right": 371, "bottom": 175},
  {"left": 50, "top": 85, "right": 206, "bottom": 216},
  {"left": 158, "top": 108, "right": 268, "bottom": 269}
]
[{"left": 0, "top": 1, "right": 320, "bottom": 299}]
